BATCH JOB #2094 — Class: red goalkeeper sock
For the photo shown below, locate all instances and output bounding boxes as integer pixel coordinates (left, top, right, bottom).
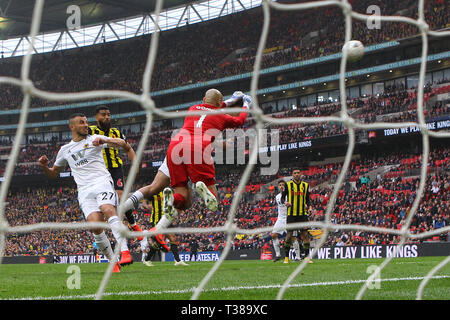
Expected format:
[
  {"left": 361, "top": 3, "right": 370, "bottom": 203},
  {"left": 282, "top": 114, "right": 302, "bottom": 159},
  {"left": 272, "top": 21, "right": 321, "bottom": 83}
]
[{"left": 173, "top": 193, "right": 186, "bottom": 209}]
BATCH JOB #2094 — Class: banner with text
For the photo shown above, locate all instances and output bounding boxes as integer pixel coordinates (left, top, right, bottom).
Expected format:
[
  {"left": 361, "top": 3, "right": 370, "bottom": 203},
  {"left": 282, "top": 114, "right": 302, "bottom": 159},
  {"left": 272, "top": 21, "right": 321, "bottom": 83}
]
[
  {"left": 40, "top": 243, "right": 449, "bottom": 265},
  {"left": 165, "top": 251, "right": 221, "bottom": 262},
  {"left": 289, "top": 243, "right": 449, "bottom": 260},
  {"left": 53, "top": 254, "right": 108, "bottom": 264},
  {"left": 379, "top": 115, "right": 450, "bottom": 138}
]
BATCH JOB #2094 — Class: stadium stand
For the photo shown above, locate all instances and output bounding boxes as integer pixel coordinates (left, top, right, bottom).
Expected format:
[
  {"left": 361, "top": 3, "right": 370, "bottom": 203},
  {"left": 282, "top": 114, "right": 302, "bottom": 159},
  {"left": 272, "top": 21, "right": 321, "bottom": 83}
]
[
  {"left": 3, "top": 143, "right": 449, "bottom": 256},
  {"left": 0, "top": 0, "right": 448, "bottom": 111},
  {"left": 1, "top": 82, "right": 449, "bottom": 176}
]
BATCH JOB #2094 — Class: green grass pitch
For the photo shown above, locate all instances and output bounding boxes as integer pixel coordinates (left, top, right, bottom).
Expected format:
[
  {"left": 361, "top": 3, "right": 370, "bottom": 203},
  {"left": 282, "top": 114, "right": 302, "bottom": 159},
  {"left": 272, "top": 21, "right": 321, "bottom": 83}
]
[{"left": 0, "top": 257, "right": 449, "bottom": 300}]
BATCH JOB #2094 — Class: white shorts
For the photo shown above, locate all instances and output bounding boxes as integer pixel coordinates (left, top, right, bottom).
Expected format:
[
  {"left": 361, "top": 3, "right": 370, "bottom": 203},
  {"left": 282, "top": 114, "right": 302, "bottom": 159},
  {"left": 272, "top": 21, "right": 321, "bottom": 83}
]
[
  {"left": 158, "top": 157, "right": 170, "bottom": 178},
  {"left": 272, "top": 218, "right": 287, "bottom": 235},
  {"left": 78, "top": 179, "right": 117, "bottom": 218}
]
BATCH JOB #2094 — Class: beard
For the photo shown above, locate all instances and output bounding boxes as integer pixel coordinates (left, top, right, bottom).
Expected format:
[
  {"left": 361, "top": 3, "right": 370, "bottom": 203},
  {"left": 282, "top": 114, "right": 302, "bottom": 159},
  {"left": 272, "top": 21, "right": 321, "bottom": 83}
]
[{"left": 98, "top": 120, "right": 111, "bottom": 132}]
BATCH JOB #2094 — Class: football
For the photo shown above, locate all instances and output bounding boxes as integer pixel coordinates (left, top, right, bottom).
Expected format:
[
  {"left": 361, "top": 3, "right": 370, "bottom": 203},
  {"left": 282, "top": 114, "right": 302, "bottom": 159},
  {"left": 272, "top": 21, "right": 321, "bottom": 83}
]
[{"left": 342, "top": 40, "right": 365, "bottom": 62}]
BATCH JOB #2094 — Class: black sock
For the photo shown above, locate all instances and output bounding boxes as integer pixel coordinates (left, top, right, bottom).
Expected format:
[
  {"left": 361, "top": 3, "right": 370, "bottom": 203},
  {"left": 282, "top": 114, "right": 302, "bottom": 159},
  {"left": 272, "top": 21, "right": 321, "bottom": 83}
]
[
  {"left": 284, "top": 241, "right": 291, "bottom": 258},
  {"left": 303, "top": 242, "right": 310, "bottom": 257},
  {"left": 146, "top": 246, "right": 157, "bottom": 261},
  {"left": 299, "top": 242, "right": 304, "bottom": 256},
  {"left": 125, "top": 209, "right": 135, "bottom": 225},
  {"left": 171, "top": 243, "right": 180, "bottom": 262}
]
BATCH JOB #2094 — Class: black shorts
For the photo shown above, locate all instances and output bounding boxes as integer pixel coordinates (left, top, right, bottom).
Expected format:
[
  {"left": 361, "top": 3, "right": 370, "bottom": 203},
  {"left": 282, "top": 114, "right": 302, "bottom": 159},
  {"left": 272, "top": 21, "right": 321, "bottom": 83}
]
[
  {"left": 109, "top": 167, "right": 125, "bottom": 191},
  {"left": 287, "top": 214, "right": 309, "bottom": 231}
]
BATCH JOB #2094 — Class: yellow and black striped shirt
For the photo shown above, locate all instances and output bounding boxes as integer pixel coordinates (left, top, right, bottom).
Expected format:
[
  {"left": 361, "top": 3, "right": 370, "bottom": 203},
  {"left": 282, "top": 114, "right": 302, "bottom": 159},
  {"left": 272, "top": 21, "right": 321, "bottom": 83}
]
[
  {"left": 282, "top": 180, "right": 310, "bottom": 216},
  {"left": 88, "top": 125, "right": 125, "bottom": 169},
  {"left": 150, "top": 192, "right": 164, "bottom": 225}
]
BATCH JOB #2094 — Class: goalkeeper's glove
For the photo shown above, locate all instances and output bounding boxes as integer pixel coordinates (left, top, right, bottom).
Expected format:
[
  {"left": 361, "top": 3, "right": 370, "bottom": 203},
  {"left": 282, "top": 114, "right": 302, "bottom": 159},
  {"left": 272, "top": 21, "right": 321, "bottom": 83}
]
[
  {"left": 243, "top": 95, "right": 252, "bottom": 109},
  {"left": 224, "top": 91, "right": 245, "bottom": 107}
]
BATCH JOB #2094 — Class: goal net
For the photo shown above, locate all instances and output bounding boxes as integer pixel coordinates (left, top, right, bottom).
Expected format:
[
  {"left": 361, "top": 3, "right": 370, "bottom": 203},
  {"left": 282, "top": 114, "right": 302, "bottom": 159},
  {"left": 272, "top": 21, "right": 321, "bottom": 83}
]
[{"left": 0, "top": 0, "right": 449, "bottom": 301}]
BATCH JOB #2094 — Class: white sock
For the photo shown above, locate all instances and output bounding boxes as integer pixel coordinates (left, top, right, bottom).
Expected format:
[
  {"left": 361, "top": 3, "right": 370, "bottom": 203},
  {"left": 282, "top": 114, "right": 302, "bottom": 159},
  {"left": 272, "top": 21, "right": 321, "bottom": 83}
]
[
  {"left": 93, "top": 232, "right": 114, "bottom": 261},
  {"left": 108, "top": 216, "right": 129, "bottom": 252},
  {"left": 140, "top": 237, "right": 148, "bottom": 251},
  {"left": 155, "top": 215, "right": 172, "bottom": 231},
  {"left": 293, "top": 240, "right": 301, "bottom": 259},
  {"left": 121, "top": 190, "right": 144, "bottom": 215},
  {"left": 273, "top": 238, "right": 281, "bottom": 257}
]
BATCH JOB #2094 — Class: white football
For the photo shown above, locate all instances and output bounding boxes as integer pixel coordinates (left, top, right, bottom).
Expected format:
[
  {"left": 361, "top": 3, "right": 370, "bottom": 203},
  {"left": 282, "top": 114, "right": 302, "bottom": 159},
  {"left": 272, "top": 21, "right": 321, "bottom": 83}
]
[{"left": 342, "top": 40, "right": 364, "bottom": 62}]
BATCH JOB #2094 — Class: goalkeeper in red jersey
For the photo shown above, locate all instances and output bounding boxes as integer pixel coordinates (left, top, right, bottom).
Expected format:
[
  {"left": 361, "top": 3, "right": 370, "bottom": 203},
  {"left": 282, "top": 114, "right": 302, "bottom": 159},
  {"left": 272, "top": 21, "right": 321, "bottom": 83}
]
[{"left": 158, "top": 88, "right": 251, "bottom": 229}]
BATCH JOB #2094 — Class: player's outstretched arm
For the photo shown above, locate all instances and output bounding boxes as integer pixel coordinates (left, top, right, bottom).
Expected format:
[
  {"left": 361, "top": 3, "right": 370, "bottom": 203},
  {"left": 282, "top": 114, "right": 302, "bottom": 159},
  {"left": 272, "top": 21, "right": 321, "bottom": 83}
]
[
  {"left": 223, "top": 94, "right": 252, "bottom": 129},
  {"left": 38, "top": 155, "right": 63, "bottom": 179},
  {"left": 280, "top": 184, "right": 290, "bottom": 206},
  {"left": 125, "top": 142, "right": 136, "bottom": 163},
  {"left": 120, "top": 140, "right": 136, "bottom": 163},
  {"left": 223, "top": 91, "right": 245, "bottom": 108},
  {"left": 93, "top": 137, "right": 136, "bottom": 162}
]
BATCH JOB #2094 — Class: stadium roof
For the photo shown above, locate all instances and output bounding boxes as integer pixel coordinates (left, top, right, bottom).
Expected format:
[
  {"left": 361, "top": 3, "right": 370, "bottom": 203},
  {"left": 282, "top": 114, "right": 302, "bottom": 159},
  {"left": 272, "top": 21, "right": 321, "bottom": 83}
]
[
  {"left": 0, "top": 0, "right": 199, "bottom": 38},
  {"left": 0, "top": 0, "right": 262, "bottom": 58}
]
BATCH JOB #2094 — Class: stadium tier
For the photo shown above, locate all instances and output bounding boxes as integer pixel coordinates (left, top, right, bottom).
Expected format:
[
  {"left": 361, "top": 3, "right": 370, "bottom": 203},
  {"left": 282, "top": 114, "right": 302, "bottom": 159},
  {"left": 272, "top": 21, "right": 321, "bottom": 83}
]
[
  {"left": 1, "top": 82, "right": 449, "bottom": 176},
  {"left": 3, "top": 142, "right": 449, "bottom": 256},
  {"left": 0, "top": 0, "right": 448, "bottom": 122}
]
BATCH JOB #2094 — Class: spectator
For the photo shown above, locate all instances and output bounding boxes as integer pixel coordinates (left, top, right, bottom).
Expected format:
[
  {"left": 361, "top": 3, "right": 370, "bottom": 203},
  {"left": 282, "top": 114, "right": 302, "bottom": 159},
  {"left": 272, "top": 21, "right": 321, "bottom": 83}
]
[{"left": 189, "top": 238, "right": 199, "bottom": 262}]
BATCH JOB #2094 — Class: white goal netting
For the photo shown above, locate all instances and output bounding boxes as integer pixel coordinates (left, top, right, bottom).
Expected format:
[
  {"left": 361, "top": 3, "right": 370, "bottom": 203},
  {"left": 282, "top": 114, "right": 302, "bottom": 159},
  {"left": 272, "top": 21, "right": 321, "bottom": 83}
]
[{"left": 0, "top": 0, "right": 449, "bottom": 300}]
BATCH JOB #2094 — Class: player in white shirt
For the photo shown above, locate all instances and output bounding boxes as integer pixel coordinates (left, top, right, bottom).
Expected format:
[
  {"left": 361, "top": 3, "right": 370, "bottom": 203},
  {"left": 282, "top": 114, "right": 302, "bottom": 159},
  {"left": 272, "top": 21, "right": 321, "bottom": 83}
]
[
  {"left": 119, "top": 157, "right": 173, "bottom": 247},
  {"left": 119, "top": 135, "right": 230, "bottom": 256},
  {"left": 38, "top": 113, "right": 135, "bottom": 272},
  {"left": 119, "top": 157, "right": 191, "bottom": 265},
  {"left": 271, "top": 180, "right": 287, "bottom": 262},
  {"left": 139, "top": 236, "right": 151, "bottom": 265},
  {"left": 121, "top": 156, "right": 172, "bottom": 217},
  {"left": 271, "top": 180, "right": 303, "bottom": 262},
  {"left": 120, "top": 134, "right": 238, "bottom": 260}
]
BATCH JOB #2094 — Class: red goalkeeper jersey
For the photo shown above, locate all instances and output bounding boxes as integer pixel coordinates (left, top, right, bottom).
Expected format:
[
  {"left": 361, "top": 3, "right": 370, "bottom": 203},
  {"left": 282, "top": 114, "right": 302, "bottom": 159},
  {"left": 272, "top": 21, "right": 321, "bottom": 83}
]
[
  {"left": 174, "top": 102, "right": 247, "bottom": 147},
  {"left": 166, "top": 102, "right": 247, "bottom": 187}
]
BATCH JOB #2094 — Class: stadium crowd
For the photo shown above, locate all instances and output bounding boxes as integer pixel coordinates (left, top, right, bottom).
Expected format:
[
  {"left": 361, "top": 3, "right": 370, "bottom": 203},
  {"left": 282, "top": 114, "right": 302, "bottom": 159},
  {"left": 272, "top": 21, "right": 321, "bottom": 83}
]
[
  {"left": 1, "top": 82, "right": 449, "bottom": 177},
  {"left": 3, "top": 144, "right": 448, "bottom": 256},
  {"left": 0, "top": 0, "right": 448, "bottom": 111}
]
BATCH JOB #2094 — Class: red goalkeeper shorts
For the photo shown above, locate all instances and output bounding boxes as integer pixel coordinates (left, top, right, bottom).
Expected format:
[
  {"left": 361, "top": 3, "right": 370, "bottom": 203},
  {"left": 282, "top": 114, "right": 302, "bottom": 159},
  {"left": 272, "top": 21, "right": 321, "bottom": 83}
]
[{"left": 166, "top": 140, "right": 216, "bottom": 188}]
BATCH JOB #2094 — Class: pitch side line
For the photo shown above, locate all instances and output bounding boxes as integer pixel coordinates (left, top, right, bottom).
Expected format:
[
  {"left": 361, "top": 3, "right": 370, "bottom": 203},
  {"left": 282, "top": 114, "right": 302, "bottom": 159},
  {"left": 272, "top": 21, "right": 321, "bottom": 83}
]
[{"left": 3, "top": 275, "right": 449, "bottom": 300}]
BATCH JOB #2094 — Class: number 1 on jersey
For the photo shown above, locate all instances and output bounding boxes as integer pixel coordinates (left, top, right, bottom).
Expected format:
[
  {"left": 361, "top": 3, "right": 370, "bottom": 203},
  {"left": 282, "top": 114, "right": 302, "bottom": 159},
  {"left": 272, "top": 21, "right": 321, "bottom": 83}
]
[{"left": 196, "top": 115, "right": 207, "bottom": 128}]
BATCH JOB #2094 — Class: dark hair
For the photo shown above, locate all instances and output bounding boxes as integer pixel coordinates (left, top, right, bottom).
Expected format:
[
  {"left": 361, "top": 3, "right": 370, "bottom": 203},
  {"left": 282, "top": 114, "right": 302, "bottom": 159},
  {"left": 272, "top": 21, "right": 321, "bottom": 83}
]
[
  {"left": 68, "top": 113, "right": 86, "bottom": 125},
  {"left": 69, "top": 113, "right": 86, "bottom": 120},
  {"left": 95, "top": 105, "right": 110, "bottom": 114}
]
